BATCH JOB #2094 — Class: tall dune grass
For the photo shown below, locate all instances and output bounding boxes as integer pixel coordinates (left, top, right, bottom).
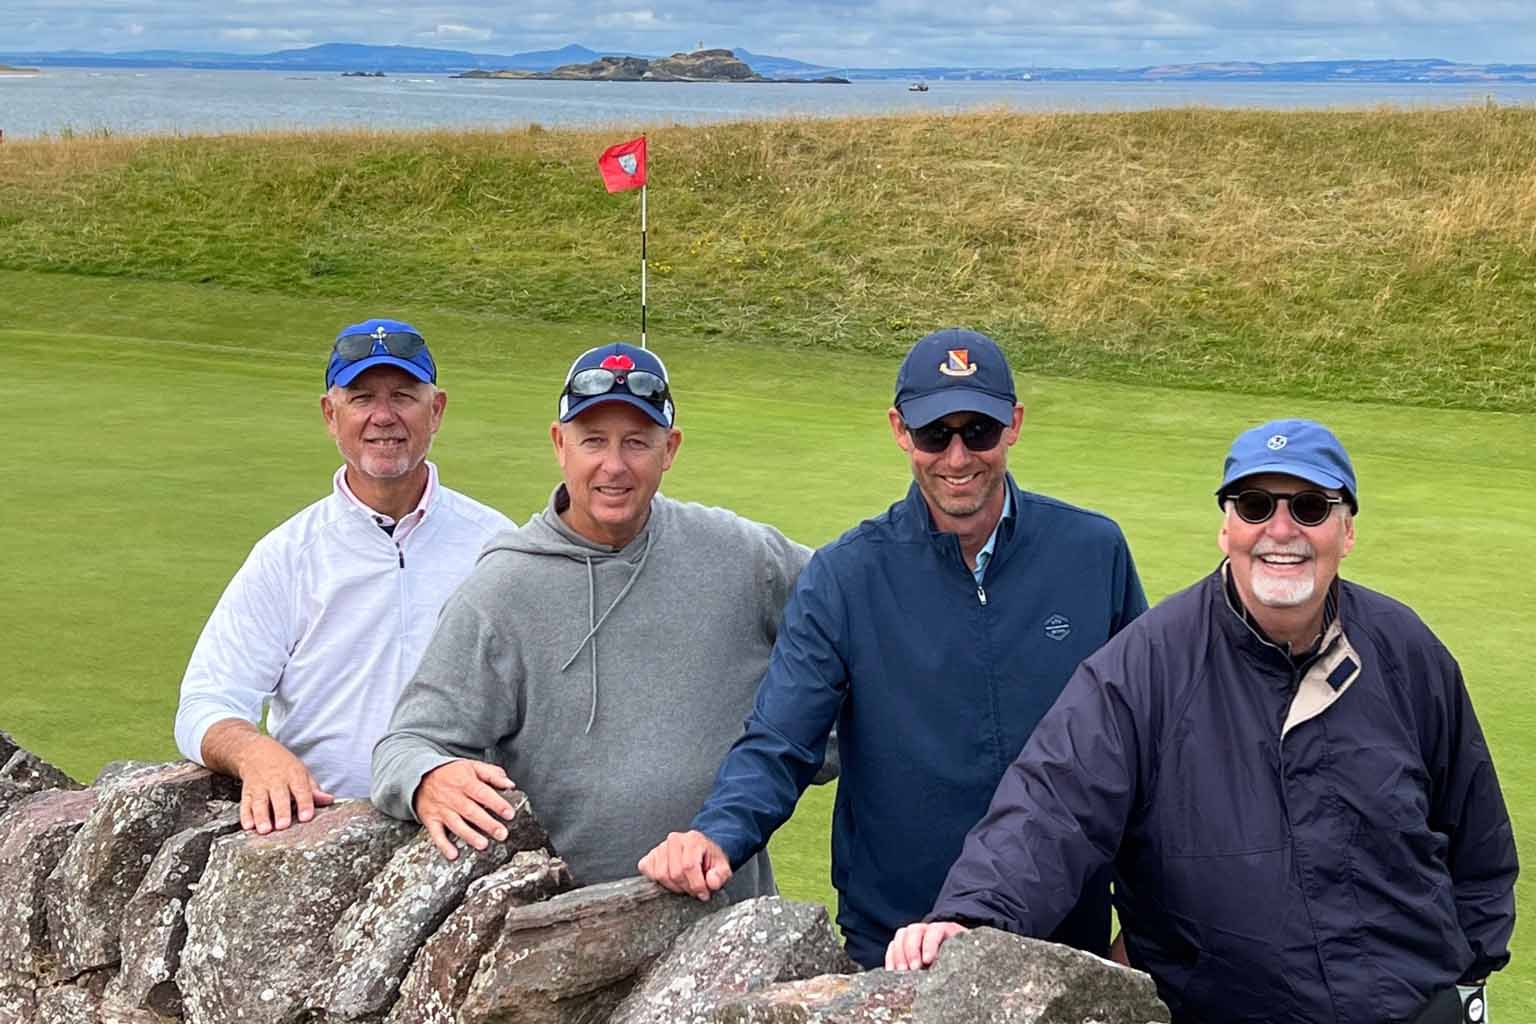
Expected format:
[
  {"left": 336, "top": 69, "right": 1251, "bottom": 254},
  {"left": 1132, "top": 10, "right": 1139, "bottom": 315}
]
[{"left": 3, "top": 107, "right": 1534, "bottom": 409}]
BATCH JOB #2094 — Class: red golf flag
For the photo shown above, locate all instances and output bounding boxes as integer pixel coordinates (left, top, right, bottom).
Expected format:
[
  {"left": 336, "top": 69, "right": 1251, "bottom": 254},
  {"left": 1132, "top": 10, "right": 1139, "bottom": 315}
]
[{"left": 597, "top": 136, "right": 647, "bottom": 193}]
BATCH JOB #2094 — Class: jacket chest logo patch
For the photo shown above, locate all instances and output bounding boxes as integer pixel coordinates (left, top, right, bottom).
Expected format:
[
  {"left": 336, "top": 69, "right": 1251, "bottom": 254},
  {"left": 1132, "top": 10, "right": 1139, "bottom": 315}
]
[{"left": 1043, "top": 614, "right": 1072, "bottom": 641}]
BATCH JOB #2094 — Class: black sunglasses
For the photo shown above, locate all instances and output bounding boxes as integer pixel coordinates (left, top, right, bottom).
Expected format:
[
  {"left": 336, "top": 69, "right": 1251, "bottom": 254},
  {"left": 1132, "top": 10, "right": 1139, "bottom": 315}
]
[
  {"left": 565, "top": 367, "right": 671, "bottom": 408},
  {"left": 906, "top": 416, "right": 1006, "bottom": 454},
  {"left": 334, "top": 330, "right": 427, "bottom": 362},
  {"left": 1224, "top": 488, "right": 1344, "bottom": 528}
]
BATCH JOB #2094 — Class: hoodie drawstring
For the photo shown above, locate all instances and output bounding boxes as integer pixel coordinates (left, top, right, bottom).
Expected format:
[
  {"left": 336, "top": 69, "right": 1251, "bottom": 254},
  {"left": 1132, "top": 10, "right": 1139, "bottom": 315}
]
[{"left": 559, "top": 529, "right": 655, "bottom": 734}]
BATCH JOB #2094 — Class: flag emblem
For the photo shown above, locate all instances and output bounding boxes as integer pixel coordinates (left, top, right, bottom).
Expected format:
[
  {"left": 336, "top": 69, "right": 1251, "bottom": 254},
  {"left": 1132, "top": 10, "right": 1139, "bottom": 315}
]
[
  {"left": 597, "top": 136, "right": 648, "bottom": 193},
  {"left": 939, "top": 348, "right": 978, "bottom": 377},
  {"left": 601, "top": 353, "right": 636, "bottom": 371}
]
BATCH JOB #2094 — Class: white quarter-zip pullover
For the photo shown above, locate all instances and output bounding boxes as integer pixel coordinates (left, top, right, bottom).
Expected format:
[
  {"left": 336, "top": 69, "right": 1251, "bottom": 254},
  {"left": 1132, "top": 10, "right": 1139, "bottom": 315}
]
[{"left": 174, "top": 462, "right": 511, "bottom": 797}]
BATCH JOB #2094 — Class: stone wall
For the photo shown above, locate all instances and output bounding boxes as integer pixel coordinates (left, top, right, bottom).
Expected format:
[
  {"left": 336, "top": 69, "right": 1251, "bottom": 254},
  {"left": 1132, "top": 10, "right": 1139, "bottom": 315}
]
[{"left": 0, "top": 734, "right": 1169, "bottom": 1024}]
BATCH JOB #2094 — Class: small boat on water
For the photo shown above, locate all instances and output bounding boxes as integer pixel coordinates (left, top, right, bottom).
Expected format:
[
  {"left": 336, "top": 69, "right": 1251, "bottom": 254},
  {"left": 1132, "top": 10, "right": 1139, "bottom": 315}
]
[{"left": 908, "top": 81, "right": 928, "bottom": 92}]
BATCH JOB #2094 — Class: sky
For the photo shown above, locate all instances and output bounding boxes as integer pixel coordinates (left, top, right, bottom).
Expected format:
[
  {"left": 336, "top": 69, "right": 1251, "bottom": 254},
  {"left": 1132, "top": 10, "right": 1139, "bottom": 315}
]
[{"left": 5, "top": 1, "right": 1533, "bottom": 68}]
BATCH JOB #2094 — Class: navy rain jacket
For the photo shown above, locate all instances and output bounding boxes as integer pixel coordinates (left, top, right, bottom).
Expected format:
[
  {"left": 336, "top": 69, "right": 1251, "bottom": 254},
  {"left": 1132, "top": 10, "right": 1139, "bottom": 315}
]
[
  {"left": 693, "top": 474, "right": 1147, "bottom": 967},
  {"left": 934, "top": 568, "right": 1517, "bottom": 1023}
]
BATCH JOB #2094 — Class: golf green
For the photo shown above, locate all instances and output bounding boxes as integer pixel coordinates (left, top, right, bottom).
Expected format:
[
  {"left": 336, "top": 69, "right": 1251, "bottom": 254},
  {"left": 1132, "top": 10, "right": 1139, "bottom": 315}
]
[{"left": 4, "top": 269, "right": 1531, "bottom": 1010}]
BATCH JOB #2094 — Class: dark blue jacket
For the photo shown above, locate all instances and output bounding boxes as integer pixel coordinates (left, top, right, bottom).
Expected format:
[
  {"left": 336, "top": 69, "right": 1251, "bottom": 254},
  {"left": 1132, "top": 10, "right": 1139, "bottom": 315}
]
[
  {"left": 693, "top": 475, "right": 1147, "bottom": 967},
  {"left": 934, "top": 568, "right": 1517, "bottom": 1023}
]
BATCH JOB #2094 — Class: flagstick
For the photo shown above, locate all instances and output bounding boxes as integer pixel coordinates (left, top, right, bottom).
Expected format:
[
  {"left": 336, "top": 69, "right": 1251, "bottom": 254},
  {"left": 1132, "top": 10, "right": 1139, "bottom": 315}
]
[{"left": 640, "top": 178, "right": 648, "bottom": 350}]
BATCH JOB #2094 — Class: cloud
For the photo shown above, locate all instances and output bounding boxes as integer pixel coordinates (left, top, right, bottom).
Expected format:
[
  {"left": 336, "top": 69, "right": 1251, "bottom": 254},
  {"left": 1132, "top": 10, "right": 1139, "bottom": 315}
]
[
  {"left": 428, "top": 22, "right": 493, "bottom": 42},
  {"left": 3, "top": 0, "right": 1536, "bottom": 65},
  {"left": 595, "top": 10, "right": 664, "bottom": 28},
  {"left": 218, "top": 27, "right": 314, "bottom": 43}
]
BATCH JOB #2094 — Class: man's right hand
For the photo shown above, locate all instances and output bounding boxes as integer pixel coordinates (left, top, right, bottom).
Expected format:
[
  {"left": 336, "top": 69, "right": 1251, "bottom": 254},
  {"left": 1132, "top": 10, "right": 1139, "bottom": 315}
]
[
  {"left": 637, "top": 830, "right": 733, "bottom": 901},
  {"left": 414, "top": 759, "right": 519, "bottom": 861},
  {"left": 201, "top": 721, "right": 334, "bottom": 834}
]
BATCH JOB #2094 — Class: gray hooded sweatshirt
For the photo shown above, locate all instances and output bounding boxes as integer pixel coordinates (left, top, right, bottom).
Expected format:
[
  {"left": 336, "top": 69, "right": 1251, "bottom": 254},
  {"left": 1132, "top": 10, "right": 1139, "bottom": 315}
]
[{"left": 372, "top": 487, "right": 810, "bottom": 900}]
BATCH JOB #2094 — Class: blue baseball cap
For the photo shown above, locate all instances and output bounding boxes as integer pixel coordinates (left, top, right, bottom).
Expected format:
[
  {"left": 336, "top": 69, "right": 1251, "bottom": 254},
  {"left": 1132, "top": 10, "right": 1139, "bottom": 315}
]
[
  {"left": 326, "top": 318, "right": 437, "bottom": 389},
  {"left": 558, "top": 343, "right": 675, "bottom": 428},
  {"left": 1218, "top": 418, "right": 1358, "bottom": 512},
  {"left": 894, "top": 328, "right": 1017, "bottom": 428}
]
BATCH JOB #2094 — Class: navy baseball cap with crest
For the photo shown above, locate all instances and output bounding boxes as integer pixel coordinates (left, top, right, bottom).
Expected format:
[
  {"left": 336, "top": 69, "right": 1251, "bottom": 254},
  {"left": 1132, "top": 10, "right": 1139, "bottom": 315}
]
[
  {"left": 894, "top": 328, "right": 1017, "bottom": 428},
  {"left": 558, "top": 342, "right": 675, "bottom": 428},
  {"left": 1218, "top": 418, "right": 1359, "bottom": 512},
  {"left": 326, "top": 318, "right": 437, "bottom": 389}
]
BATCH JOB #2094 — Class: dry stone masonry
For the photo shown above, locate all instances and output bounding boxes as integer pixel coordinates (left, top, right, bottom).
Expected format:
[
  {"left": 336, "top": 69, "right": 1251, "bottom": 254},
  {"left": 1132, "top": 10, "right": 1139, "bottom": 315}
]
[{"left": 0, "top": 733, "right": 1170, "bottom": 1024}]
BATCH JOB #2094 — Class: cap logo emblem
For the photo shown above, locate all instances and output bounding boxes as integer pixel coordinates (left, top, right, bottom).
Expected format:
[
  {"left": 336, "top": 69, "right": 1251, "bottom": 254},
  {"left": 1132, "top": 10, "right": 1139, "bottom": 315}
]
[
  {"left": 600, "top": 353, "right": 636, "bottom": 371},
  {"left": 1267, "top": 434, "right": 1288, "bottom": 450},
  {"left": 939, "top": 349, "right": 978, "bottom": 377},
  {"left": 1044, "top": 614, "right": 1072, "bottom": 641},
  {"left": 370, "top": 326, "right": 389, "bottom": 343}
]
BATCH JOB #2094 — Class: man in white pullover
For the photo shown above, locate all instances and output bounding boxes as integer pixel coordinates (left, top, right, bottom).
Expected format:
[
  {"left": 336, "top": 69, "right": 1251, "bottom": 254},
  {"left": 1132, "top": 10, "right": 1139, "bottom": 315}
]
[{"left": 175, "top": 318, "right": 510, "bottom": 835}]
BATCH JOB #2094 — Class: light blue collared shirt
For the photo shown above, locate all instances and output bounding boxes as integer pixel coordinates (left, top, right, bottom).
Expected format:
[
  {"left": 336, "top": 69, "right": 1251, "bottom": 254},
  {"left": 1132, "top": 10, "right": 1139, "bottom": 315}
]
[{"left": 972, "top": 488, "right": 1013, "bottom": 585}]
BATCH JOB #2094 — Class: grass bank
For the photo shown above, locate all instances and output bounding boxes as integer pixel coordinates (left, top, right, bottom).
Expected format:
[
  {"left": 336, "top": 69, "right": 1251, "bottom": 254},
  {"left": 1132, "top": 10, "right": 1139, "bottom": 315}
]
[
  {"left": 2, "top": 107, "right": 1534, "bottom": 410},
  {"left": 3, "top": 270, "right": 1535, "bottom": 1011}
]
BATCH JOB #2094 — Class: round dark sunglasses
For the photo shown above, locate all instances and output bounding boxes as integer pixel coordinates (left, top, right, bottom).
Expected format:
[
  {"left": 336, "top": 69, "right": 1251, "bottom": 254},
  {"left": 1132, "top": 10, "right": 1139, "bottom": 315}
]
[
  {"left": 1225, "top": 488, "right": 1344, "bottom": 528},
  {"left": 565, "top": 367, "right": 670, "bottom": 408},
  {"left": 333, "top": 330, "right": 427, "bottom": 362},
  {"left": 906, "top": 416, "right": 1006, "bottom": 454}
]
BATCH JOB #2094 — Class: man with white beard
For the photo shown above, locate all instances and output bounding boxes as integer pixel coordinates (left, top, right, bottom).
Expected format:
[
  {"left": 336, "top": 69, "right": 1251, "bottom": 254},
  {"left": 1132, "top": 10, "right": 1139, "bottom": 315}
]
[{"left": 887, "top": 419, "right": 1517, "bottom": 1024}]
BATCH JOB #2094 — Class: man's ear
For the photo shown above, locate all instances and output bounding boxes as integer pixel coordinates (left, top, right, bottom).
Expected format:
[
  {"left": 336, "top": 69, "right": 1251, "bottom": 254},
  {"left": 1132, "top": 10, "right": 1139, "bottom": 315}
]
[
  {"left": 321, "top": 392, "right": 339, "bottom": 437},
  {"left": 550, "top": 421, "right": 566, "bottom": 468},
  {"left": 661, "top": 427, "right": 683, "bottom": 471},
  {"left": 1003, "top": 403, "right": 1024, "bottom": 446},
  {"left": 428, "top": 388, "right": 447, "bottom": 433},
  {"left": 888, "top": 408, "right": 913, "bottom": 453}
]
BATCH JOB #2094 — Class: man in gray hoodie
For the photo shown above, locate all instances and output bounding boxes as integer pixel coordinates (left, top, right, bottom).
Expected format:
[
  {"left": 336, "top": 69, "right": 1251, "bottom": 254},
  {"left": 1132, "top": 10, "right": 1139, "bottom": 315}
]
[{"left": 371, "top": 342, "right": 809, "bottom": 900}]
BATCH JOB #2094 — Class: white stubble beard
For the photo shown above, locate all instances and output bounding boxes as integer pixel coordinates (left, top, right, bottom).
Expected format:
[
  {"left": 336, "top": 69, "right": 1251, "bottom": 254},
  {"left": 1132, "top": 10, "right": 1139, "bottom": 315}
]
[{"left": 1248, "top": 538, "right": 1316, "bottom": 608}]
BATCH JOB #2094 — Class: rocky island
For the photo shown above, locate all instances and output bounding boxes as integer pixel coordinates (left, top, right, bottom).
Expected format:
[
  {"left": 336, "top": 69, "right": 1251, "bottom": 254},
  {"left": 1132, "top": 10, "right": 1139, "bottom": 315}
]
[
  {"left": 455, "top": 48, "right": 847, "bottom": 83},
  {"left": 0, "top": 64, "right": 41, "bottom": 75}
]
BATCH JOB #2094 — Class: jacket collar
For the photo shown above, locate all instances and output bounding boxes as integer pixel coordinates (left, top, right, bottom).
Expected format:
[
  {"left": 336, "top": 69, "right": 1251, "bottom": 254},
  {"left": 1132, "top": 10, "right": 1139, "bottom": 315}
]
[
  {"left": 898, "top": 473, "right": 1023, "bottom": 562},
  {"left": 1212, "top": 562, "right": 1343, "bottom": 677},
  {"left": 331, "top": 461, "right": 439, "bottom": 543}
]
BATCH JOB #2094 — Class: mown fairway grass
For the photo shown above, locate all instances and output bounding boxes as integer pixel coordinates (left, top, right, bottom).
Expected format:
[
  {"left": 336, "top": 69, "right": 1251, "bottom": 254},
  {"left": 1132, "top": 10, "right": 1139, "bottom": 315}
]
[
  {"left": 2, "top": 108, "right": 1533, "bottom": 1009},
  {"left": 5, "top": 270, "right": 1534, "bottom": 1008}
]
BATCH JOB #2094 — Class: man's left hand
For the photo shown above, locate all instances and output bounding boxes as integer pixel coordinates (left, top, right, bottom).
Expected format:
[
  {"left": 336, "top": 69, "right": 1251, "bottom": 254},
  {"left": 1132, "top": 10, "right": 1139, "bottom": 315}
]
[
  {"left": 638, "top": 830, "right": 732, "bottom": 901},
  {"left": 885, "top": 921, "right": 968, "bottom": 971}
]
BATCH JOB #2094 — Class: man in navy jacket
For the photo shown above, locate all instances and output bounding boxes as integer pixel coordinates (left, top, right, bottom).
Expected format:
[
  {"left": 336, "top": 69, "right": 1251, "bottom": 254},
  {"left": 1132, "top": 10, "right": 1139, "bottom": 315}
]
[
  {"left": 891, "top": 419, "right": 1516, "bottom": 1024},
  {"left": 639, "top": 328, "right": 1147, "bottom": 967}
]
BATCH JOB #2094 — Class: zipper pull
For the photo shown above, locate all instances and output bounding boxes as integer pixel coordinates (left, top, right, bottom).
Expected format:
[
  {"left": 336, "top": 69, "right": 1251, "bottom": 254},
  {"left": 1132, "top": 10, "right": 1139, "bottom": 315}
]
[
  {"left": 977, "top": 584, "right": 988, "bottom": 606},
  {"left": 397, "top": 546, "right": 405, "bottom": 569}
]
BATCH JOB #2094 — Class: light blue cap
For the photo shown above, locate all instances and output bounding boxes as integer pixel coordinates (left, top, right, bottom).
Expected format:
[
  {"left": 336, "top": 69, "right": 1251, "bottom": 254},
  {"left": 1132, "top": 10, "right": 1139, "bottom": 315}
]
[{"left": 1218, "top": 419, "right": 1358, "bottom": 512}]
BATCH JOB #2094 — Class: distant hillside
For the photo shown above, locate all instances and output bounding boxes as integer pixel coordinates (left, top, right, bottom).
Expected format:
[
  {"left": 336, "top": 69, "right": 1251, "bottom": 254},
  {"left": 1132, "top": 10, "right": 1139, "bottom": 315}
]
[
  {"left": 0, "top": 42, "right": 641, "bottom": 73},
  {"left": 731, "top": 48, "right": 831, "bottom": 78},
  {"left": 459, "top": 49, "right": 791, "bottom": 83},
  {"left": 0, "top": 44, "right": 1533, "bottom": 82}
]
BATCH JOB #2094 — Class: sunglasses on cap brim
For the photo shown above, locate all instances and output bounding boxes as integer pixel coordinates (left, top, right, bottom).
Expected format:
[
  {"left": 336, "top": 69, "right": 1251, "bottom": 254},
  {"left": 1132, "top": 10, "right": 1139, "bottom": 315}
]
[
  {"left": 905, "top": 416, "right": 1006, "bottom": 454},
  {"left": 1223, "top": 488, "right": 1345, "bottom": 528},
  {"left": 564, "top": 367, "right": 671, "bottom": 409},
  {"left": 333, "top": 331, "right": 428, "bottom": 362}
]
